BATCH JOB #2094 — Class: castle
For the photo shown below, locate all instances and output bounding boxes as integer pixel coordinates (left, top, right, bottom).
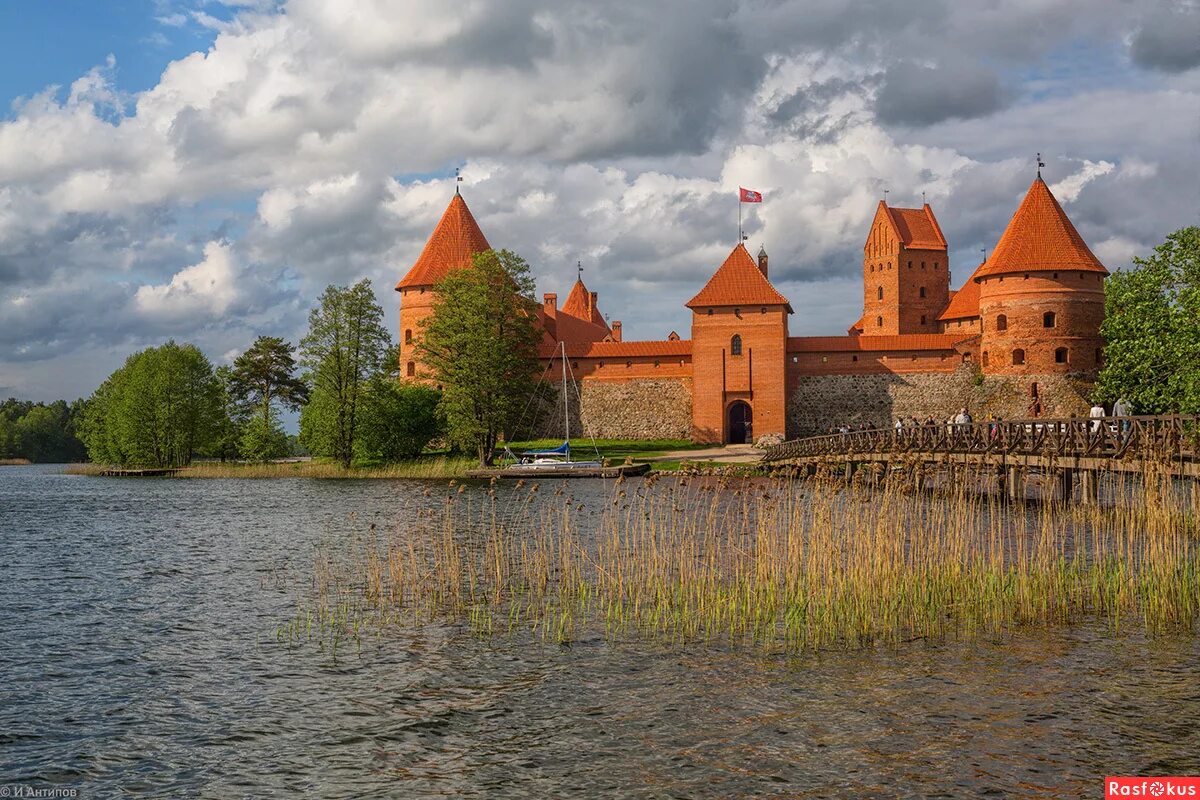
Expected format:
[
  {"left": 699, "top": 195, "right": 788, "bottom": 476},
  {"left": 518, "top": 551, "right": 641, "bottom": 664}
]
[{"left": 396, "top": 174, "right": 1108, "bottom": 443}]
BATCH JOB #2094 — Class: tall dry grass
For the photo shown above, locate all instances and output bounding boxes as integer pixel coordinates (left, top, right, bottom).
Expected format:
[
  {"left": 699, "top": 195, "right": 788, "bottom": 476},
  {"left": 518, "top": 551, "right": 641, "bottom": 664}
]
[{"left": 290, "top": 466, "right": 1199, "bottom": 654}]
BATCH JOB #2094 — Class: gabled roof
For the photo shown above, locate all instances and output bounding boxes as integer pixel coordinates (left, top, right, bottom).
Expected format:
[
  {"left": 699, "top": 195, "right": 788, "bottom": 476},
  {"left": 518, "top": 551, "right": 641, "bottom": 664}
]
[
  {"left": 395, "top": 194, "right": 491, "bottom": 290},
  {"left": 686, "top": 244, "right": 792, "bottom": 311},
  {"left": 541, "top": 340, "right": 693, "bottom": 359},
  {"left": 937, "top": 263, "right": 985, "bottom": 320},
  {"left": 974, "top": 177, "right": 1108, "bottom": 280},
  {"left": 871, "top": 202, "right": 947, "bottom": 251},
  {"left": 560, "top": 278, "right": 609, "bottom": 328}
]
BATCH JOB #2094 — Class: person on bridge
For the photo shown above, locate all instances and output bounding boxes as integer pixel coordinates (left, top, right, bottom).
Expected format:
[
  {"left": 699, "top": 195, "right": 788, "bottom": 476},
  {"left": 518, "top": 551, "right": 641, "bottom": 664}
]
[
  {"left": 954, "top": 408, "right": 973, "bottom": 425},
  {"left": 1089, "top": 400, "right": 1106, "bottom": 433},
  {"left": 1113, "top": 397, "right": 1132, "bottom": 435}
]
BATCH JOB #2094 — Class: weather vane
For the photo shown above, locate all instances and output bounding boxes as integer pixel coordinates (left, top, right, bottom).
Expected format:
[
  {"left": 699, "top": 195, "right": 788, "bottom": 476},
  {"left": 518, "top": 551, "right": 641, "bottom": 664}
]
[
  {"left": 981, "top": 247, "right": 987, "bottom": 262},
  {"left": 1036, "top": 153, "right": 1044, "bottom": 179},
  {"left": 577, "top": 260, "right": 583, "bottom": 281},
  {"left": 921, "top": 190, "right": 926, "bottom": 205},
  {"left": 455, "top": 167, "right": 463, "bottom": 194},
  {"left": 883, "top": 188, "right": 890, "bottom": 202}
]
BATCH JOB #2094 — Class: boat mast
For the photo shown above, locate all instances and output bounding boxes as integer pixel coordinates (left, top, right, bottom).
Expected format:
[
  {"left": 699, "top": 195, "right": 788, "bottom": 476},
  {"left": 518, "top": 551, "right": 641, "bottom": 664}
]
[{"left": 561, "top": 340, "right": 570, "bottom": 462}]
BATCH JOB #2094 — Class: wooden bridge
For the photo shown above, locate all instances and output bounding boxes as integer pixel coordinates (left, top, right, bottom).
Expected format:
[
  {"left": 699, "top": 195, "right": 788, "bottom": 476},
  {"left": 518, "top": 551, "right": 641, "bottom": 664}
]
[{"left": 760, "top": 415, "right": 1200, "bottom": 501}]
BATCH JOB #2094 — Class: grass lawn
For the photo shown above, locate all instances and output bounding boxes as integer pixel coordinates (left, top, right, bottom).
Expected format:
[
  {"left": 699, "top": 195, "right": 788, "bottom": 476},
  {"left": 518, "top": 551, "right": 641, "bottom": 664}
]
[{"left": 503, "top": 438, "right": 707, "bottom": 461}]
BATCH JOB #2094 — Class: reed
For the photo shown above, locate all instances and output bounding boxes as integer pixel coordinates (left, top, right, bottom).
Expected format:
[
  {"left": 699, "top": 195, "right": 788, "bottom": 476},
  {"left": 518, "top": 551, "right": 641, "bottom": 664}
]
[
  {"left": 291, "top": 467, "right": 1199, "bottom": 654},
  {"left": 0, "top": 458, "right": 32, "bottom": 466}
]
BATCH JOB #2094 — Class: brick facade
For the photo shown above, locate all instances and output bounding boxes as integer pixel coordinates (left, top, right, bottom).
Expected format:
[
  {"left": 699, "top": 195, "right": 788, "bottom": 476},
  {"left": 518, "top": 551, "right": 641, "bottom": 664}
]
[{"left": 396, "top": 176, "right": 1107, "bottom": 444}]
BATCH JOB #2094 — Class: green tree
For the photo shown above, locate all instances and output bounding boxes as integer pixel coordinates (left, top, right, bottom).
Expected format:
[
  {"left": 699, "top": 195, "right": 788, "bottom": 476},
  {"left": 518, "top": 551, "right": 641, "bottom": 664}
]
[
  {"left": 418, "top": 249, "right": 542, "bottom": 466},
  {"left": 1097, "top": 227, "right": 1200, "bottom": 413},
  {"left": 299, "top": 280, "right": 391, "bottom": 467},
  {"left": 356, "top": 377, "right": 443, "bottom": 463},
  {"left": 228, "top": 336, "right": 308, "bottom": 461},
  {"left": 79, "top": 341, "right": 226, "bottom": 467}
]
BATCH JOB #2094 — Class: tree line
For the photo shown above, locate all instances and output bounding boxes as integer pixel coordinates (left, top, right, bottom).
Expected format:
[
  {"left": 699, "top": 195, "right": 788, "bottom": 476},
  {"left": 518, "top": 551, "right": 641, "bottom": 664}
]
[
  {"left": 0, "top": 399, "right": 88, "bottom": 463},
  {"left": 80, "top": 280, "right": 443, "bottom": 468}
]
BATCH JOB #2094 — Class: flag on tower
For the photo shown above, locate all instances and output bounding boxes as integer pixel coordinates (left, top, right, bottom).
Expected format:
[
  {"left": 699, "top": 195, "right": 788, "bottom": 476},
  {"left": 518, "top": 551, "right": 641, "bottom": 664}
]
[{"left": 739, "top": 187, "right": 763, "bottom": 203}]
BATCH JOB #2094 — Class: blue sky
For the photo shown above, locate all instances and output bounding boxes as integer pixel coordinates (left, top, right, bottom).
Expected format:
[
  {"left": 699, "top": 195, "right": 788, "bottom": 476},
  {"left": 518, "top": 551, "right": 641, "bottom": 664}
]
[{"left": 0, "top": 0, "right": 1196, "bottom": 402}]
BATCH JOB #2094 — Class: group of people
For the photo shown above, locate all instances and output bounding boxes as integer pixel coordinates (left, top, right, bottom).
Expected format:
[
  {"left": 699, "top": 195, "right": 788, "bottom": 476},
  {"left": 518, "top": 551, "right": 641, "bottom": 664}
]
[
  {"left": 892, "top": 408, "right": 975, "bottom": 431},
  {"left": 825, "top": 398, "right": 1137, "bottom": 439}
]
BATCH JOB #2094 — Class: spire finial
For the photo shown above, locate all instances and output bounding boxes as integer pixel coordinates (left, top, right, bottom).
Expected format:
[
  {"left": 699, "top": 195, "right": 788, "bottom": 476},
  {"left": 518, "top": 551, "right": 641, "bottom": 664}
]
[
  {"left": 455, "top": 167, "right": 463, "bottom": 195},
  {"left": 921, "top": 190, "right": 927, "bottom": 205},
  {"left": 883, "top": 188, "right": 890, "bottom": 203},
  {"left": 577, "top": 260, "right": 583, "bottom": 282},
  {"left": 981, "top": 247, "right": 987, "bottom": 263},
  {"left": 1036, "top": 152, "right": 1044, "bottom": 179}
]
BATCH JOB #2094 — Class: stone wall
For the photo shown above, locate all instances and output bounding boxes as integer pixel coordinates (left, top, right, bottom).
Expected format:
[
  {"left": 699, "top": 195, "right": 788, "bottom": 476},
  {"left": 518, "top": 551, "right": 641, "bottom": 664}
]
[
  {"left": 529, "top": 378, "right": 693, "bottom": 440},
  {"left": 787, "top": 366, "right": 1095, "bottom": 436}
]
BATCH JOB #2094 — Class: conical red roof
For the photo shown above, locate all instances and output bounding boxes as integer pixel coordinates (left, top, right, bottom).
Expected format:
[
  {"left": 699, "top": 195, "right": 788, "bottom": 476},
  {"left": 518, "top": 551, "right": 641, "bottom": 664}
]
[
  {"left": 686, "top": 244, "right": 792, "bottom": 311},
  {"left": 561, "top": 278, "right": 608, "bottom": 328},
  {"left": 395, "top": 194, "right": 491, "bottom": 290},
  {"left": 974, "top": 178, "right": 1107, "bottom": 280},
  {"left": 938, "top": 262, "right": 985, "bottom": 320}
]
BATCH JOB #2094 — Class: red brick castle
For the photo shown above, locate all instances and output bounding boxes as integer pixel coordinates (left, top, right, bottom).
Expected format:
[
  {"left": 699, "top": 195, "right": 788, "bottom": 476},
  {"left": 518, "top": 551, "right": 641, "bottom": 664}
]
[{"left": 397, "top": 175, "right": 1108, "bottom": 443}]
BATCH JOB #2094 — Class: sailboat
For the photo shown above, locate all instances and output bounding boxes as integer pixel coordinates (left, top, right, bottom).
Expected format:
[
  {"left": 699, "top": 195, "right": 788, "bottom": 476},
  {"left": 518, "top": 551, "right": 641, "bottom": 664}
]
[
  {"left": 467, "top": 342, "right": 650, "bottom": 478},
  {"left": 505, "top": 341, "right": 603, "bottom": 473}
]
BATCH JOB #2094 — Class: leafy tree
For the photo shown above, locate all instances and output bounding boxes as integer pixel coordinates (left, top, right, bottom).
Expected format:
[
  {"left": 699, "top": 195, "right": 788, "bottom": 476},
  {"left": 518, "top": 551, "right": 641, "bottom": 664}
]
[
  {"left": 228, "top": 336, "right": 308, "bottom": 461},
  {"left": 418, "top": 249, "right": 542, "bottom": 466},
  {"left": 79, "top": 341, "right": 226, "bottom": 467},
  {"left": 0, "top": 398, "right": 87, "bottom": 462},
  {"left": 299, "top": 280, "right": 391, "bottom": 467},
  {"left": 1097, "top": 227, "right": 1200, "bottom": 413},
  {"left": 205, "top": 366, "right": 244, "bottom": 461},
  {"left": 356, "top": 377, "right": 443, "bottom": 463}
]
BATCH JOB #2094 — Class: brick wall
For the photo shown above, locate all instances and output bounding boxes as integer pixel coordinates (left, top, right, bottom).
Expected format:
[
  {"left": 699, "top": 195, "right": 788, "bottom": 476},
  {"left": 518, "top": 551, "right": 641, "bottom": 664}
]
[
  {"left": 529, "top": 377, "right": 694, "bottom": 440},
  {"left": 786, "top": 366, "right": 1095, "bottom": 437}
]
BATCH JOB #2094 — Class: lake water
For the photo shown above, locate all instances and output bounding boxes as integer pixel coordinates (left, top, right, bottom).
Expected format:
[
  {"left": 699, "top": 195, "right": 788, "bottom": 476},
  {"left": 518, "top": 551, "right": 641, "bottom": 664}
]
[{"left": 2, "top": 464, "right": 1198, "bottom": 798}]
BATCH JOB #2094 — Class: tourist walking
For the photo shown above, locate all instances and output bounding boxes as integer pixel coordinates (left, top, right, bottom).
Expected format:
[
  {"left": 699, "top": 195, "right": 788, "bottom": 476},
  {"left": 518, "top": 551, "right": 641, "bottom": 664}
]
[
  {"left": 1089, "top": 400, "right": 1105, "bottom": 433},
  {"left": 1113, "top": 396, "right": 1132, "bottom": 435}
]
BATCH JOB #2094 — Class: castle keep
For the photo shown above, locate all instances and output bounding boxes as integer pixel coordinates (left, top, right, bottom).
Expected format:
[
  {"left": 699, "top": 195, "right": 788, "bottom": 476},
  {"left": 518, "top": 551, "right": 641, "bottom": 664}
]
[{"left": 397, "top": 176, "right": 1108, "bottom": 443}]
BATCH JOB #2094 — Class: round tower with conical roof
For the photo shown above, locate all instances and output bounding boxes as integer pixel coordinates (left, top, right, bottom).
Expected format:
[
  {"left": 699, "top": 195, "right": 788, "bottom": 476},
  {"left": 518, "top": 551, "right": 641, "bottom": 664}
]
[
  {"left": 975, "top": 177, "right": 1108, "bottom": 377},
  {"left": 394, "top": 193, "right": 491, "bottom": 379}
]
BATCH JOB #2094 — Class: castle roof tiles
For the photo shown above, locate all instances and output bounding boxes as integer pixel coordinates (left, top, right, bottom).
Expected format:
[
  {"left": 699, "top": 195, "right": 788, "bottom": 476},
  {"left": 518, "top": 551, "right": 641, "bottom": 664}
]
[
  {"left": 788, "top": 333, "right": 972, "bottom": 352},
  {"left": 396, "top": 194, "right": 491, "bottom": 290},
  {"left": 974, "top": 177, "right": 1108, "bottom": 280},
  {"left": 686, "top": 244, "right": 792, "bottom": 311},
  {"left": 884, "top": 204, "right": 947, "bottom": 250},
  {"left": 542, "top": 340, "right": 693, "bottom": 359},
  {"left": 937, "top": 263, "right": 985, "bottom": 320}
]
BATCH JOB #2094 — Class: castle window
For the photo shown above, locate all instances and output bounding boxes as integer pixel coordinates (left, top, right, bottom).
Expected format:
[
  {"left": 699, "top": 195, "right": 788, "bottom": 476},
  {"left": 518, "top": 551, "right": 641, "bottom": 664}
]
[
  {"left": 572, "top": 362, "right": 578, "bottom": 370},
  {"left": 791, "top": 355, "right": 798, "bottom": 363},
  {"left": 934, "top": 262, "right": 939, "bottom": 269},
  {"left": 919, "top": 287, "right": 926, "bottom": 298},
  {"left": 996, "top": 314, "right": 1008, "bottom": 331},
  {"left": 920, "top": 261, "right": 925, "bottom": 269},
  {"left": 1024, "top": 274, "right": 1029, "bottom": 280},
  {"left": 983, "top": 352, "right": 990, "bottom": 367},
  {"left": 907, "top": 261, "right": 912, "bottom": 268},
  {"left": 1053, "top": 273, "right": 1059, "bottom": 279},
  {"left": 760, "top": 307, "right": 766, "bottom": 314},
  {"left": 654, "top": 360, "right": 660, "bottom": 368},
  {"left": 1055, "top": 347, "right": 1069, "bottom": 364},
  {"left": 870, "top": 265, "right": 874, "bottom": 273},
  {"left": 734, "top": 308, "right": 741, "bottom": 318},
  {"left": 404, "top": 329, "right": 412, "bottom": 344},
  {"left": 876, "top": 316, "right": 883, "bottom": 327},
  {"left": 1043, "top": 311, "right": 1056, "bottom": 328},
  {"left": 821, "top": 356, "right": 828, "bottom": 363},
  {"left": 921, "top": 315, "right": 927, "bottom": 325},
  {"left": 406, "top": 361, "right": 415, "bottom": 377},
  {"left": 1012, "top": 349, "right": 1025, "bottom": 366},
  {"left": 852, "top": 355, "right": 858, "bottom": 361},
  {"left": 730, "top": 334, "right": 743, "bottom": 356},
  {"left": 626, "top": 361, "right": 632, "bottom": 368},
  {"left": 877, "top": 286, "right": 884, "bottom": 300},
  {"left": 707, "top": 308, "right": 713, "bottom": 316}
]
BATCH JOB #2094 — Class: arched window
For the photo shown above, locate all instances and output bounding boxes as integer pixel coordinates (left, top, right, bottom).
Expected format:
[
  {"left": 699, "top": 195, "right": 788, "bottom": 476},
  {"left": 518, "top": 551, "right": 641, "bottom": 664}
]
[
  {"left": 404, "top": 329, "right": 413, "bottom": 344},
  {"left": 920, "top": 314, "right": 927, "bottom": 325},
  {"left": 1043, "top": 311, "right": 1056, "bottom": 328},
  {"left": 996, "top": 314, "right": 1008, "bottom": 331},
  {"left": 982, "top": 351, "right": 990, "bottom": 367},
  {"left": 919, "top": 287, "right": 926, "bottom": 298},
  {"left": 406, "top": 361, "right": 416, "bottom": 377},
  {"left": 730, "top": 334, "right": 742, "bottom": 356},
  {"left": 876, "top": 316, "right": 883, "bottom": 327},
  {"left": 1012, "top": 349, "right": 1025, "bottom": 366},
  {"left": 1055, "top": 347, "right": 1069, "bottom": 364},
  {"left": 707, "top": 308, "right": 713, "bottom": 315},
  {"left": 877, "top": 286, "right": 884, "bottom": 300}
]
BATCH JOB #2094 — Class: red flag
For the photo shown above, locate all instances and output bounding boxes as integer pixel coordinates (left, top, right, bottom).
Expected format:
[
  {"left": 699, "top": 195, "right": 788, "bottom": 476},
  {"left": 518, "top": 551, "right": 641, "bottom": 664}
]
[{"left": 739, "top": 187, "right": 762, "bottom": 203}]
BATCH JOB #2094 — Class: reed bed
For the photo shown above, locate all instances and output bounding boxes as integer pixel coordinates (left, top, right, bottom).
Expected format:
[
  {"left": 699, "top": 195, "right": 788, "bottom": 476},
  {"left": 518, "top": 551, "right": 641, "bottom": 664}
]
[
  {"left": 0, "top": 458, "right": 32, "bottom": 466},
  {"left": 292, "top": 468, "right": 1199, "bottom": 654}
]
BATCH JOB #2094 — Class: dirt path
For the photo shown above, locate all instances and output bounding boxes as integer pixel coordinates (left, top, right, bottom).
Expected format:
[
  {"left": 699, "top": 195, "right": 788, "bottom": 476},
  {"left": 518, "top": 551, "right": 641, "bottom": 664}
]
[{"left": 648, "top": 444, "right": 765, "bottom": 464}]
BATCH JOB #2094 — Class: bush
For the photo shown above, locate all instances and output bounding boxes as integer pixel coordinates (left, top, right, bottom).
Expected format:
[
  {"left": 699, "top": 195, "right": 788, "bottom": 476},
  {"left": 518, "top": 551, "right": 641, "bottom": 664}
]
[{"left": 355, "top": 379, "right": 443, "bottom": 463}]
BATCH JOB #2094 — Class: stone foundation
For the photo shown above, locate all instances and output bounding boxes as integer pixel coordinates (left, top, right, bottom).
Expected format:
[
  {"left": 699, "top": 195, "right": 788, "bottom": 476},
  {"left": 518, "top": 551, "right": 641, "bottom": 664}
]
[
  {"left": 787, "top": 366, "right": 1095, "bottom": 437},
  {"left": 529, "top": 378, "right": 693, "bottom": 440}
]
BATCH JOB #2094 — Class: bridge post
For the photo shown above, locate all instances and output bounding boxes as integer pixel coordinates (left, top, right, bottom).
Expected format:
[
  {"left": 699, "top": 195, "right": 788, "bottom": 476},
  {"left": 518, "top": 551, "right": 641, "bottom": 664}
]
[
  {"left": 1006, "top": 465, "right": 1021, "bottom": 502},
  {"left": 1054, "top": 469, "right": 1074, "bottom": 504},
  {"left": 1079, "top": 469, "right": 1099, "bottom": 505}
]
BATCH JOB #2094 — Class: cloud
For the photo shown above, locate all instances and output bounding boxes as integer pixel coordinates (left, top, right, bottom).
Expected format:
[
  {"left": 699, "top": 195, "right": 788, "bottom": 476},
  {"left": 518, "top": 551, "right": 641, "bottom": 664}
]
[
  {"left": 1050, "top": 159, "right": 1115, "bottom": 203},
  {"left": 135, "top": 240, "right": 239, "bottom": 317},
  {"left": 875, "top": 60, "right": 1007, "bottom": 126},
  {"left": 1130, "top": 1, "right": 1200, "bottom": 73}
]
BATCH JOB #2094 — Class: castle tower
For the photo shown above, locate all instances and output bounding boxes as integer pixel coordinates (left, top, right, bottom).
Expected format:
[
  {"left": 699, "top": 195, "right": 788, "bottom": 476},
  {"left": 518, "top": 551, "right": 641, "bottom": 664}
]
[
  {"left": 686, "top": 243, "right": 791, "bottom": 443},
  {"left": 394, "top": 193, "right": 491, "bottom": 379},
  {"left": 862, "top": 201, "right": 949, "bottom": 335},
  {"left": 975, "top": 177, "right": 1108, "bottom": 376}
]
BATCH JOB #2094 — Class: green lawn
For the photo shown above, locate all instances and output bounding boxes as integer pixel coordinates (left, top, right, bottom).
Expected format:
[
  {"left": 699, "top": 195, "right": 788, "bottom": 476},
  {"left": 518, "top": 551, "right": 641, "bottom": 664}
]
[{"left": 502, "top": 438, "right": 707, "bottom": 462}]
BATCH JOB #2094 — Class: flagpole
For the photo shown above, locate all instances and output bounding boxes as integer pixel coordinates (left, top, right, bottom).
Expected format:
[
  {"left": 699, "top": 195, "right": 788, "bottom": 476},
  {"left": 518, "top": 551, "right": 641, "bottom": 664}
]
[{"left": 738, "top": 196, "right": 742, "bottom": 243}]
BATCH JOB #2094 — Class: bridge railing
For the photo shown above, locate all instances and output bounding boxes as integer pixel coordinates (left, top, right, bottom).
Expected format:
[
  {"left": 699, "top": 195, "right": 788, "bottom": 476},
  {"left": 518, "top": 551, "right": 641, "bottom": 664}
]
[{"left": 761, "top": 415, "right": 1200, "bottom": 463}]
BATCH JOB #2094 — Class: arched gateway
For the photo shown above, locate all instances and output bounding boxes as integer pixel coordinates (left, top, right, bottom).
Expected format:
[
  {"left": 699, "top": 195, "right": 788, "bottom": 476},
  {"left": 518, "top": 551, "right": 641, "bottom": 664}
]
[{"left": 727, "top": 401, "right": 752, "bottom": 444}]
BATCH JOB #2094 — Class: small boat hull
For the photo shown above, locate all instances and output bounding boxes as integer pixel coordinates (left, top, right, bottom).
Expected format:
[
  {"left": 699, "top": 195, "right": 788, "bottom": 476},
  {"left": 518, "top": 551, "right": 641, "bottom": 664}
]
[{"left": 466, "top": 462, "right": 651, "bottom": 479}]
